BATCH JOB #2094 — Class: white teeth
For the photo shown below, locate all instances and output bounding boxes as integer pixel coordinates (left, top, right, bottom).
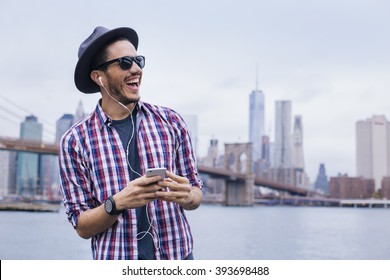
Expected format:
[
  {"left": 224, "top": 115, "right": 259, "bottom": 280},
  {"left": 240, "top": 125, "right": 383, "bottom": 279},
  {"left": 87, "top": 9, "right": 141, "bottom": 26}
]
[{"left": 127, "top": 78, "right": 139, "bottom": 84}]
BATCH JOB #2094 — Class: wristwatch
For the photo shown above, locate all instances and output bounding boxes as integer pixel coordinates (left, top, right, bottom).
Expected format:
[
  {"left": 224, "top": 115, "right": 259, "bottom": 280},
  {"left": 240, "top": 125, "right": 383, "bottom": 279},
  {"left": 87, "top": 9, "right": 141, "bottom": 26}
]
[{"left": 104, "top": 196, "right": 124, "bottom": 215}]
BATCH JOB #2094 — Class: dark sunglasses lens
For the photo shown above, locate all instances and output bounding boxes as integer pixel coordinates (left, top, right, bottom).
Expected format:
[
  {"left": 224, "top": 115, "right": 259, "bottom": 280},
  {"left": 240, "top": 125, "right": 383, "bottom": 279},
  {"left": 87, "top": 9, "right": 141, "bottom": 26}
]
[
  {"left": 135, "top": 56, "right": 145, "bottom": 69},
  {"left": 119, "top": 58, "right": 133, "bottom": 70}
]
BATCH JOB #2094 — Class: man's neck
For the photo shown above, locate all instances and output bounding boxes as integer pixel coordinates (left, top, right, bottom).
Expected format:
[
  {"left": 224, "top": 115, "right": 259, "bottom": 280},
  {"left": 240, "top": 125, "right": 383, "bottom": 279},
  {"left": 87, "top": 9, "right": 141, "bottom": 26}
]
[{"left": 100, "top": 97, "right": 135, "bottom": 120}]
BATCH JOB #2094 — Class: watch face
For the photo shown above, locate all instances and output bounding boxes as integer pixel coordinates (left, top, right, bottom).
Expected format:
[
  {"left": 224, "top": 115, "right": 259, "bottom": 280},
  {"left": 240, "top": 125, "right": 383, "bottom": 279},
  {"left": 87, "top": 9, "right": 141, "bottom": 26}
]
[{"left": 105, "top": 199, "right": 113, "bottom": 213}]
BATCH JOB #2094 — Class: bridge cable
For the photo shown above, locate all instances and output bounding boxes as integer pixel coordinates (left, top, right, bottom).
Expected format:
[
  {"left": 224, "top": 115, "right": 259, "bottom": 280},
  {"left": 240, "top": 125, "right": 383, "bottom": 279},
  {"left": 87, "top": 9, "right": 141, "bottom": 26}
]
[{"left": 0, "top": 94, "right": 56, "bottom": 137}]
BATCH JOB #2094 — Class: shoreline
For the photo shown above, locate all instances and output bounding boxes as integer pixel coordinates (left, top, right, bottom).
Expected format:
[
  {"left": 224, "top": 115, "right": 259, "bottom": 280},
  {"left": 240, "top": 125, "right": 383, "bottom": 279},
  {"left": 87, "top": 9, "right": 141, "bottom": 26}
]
[{"left": 0, "top": 201, "right": 61, "bottom": 212}]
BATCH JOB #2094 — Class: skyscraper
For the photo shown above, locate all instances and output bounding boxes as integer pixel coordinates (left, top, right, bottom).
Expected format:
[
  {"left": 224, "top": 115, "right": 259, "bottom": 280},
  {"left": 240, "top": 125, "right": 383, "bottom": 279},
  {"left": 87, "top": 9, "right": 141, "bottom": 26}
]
[
  {"left": 261, "top": 135, "right": 271, "bottom": 168},
  {"left": 314, "top": 163, "right": 329, "bottom": 194},
  {"left": 249, "top": 88, "right": 265, "bottom": 164},
  {"left": 20, "top": 115, "right": 42, "bottom": 141},
  {"left": 356, "top": 115, "right": 390, "bottom": 190},
  {"left": 292, "top": 115, "right": 309, "bottom": 188},
  {"left": 56, "top": 114, "right": 74, "bottom": 144},
  {"left": 0, "top": 150, "right": 17, "bottom": 196},
  {"left": 17, "top": 115, "right": 43, "bottom": 196},
  {"left": 292, "top": 115, "right": 304, "bottom": 170},
  {"left": 274, "top": 100, "right": 292, "bottom": 169},
  {"left": 75, "top": 100, "right": 87, "bottom": 123}
]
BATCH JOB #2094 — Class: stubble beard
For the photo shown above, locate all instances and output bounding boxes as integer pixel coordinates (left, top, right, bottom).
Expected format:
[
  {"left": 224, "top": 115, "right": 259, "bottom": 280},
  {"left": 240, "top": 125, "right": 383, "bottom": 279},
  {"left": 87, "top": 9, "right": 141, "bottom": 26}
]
[{"left": 108, "top": 81, "right": 140, "bottom": 106}]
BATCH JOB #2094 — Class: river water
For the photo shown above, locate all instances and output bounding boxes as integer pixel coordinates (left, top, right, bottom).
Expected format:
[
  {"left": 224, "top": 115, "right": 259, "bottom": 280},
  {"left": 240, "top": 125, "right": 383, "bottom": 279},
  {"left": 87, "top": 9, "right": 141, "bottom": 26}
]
[{"left": 1, "top": 204, "right": 389, "bottom": 260}]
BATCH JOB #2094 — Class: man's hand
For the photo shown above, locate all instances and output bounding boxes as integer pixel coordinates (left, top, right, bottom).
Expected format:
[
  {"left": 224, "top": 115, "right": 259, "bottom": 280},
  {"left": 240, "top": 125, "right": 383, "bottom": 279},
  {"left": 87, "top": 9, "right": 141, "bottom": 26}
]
[
  {"left": 114, "top": 175, "right": 163, "bottom": 211},
  {"left": 75, "top": 171, "right": 201, "bottom": 239},
  {"left": 155, "top": 171, "right": 202, "bottom": 210},
  {"left": 76, "top": 175, "right": 163, "bottom": 239}
]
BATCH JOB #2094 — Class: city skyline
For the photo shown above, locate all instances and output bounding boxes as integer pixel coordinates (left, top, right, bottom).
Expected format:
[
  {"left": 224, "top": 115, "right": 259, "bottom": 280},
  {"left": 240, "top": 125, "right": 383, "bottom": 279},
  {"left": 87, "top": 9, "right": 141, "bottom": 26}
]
[
  {"left": 1, "top": 84, "right": 390, "bottom": 186},
  {"left": 0, "top": 0, "right": 389, "bottom": 182},
  {"left": 2, "top": 99, "right": 389, "bottom": 183},
  {"left": 2, "top": 102, "right": 390, "bottom": 198}
]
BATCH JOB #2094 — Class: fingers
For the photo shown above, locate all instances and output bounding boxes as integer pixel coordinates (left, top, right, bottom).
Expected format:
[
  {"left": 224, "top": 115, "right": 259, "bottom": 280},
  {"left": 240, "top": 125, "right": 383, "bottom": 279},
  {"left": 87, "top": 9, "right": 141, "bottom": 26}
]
[
  {"left": 121, "top": 171, "right": 192, "bottom": 207},
  {"left": 135, "top": 183, "right": 162, "bottom": 193},
  {"left": 166, "top": 171, "right": 189, "bottom": 184},
  {"left": 156, "top": 172, "right": 192, "bottom": 206},
  {"left": 158, "top": 178, "right": 190, "bottom": 193},
  {"left": 136, "top": 175, "right": 164, "bottom": 186}
]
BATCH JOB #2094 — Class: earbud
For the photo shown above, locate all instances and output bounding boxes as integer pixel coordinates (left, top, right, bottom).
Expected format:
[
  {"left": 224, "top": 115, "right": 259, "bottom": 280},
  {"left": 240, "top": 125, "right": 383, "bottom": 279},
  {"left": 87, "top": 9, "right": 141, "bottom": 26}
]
[{"left": 98, "top": 76, "right": 103, "bottom": 85}]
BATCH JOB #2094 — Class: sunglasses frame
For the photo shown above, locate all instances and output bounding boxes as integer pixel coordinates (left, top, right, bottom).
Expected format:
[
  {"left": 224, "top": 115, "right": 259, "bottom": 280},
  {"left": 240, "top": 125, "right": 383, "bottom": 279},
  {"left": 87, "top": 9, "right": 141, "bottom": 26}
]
[{"left": 96, "top": 55, "right": 145, "bottom": 71}]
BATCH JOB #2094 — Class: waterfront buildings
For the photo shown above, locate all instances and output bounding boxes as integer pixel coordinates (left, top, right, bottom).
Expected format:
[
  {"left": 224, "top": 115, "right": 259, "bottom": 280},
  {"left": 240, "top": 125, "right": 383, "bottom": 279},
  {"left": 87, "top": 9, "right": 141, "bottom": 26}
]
[
  {"left": 381, "top": 177, "right": 390, "bottom": 199},
  {"left": 329, "top": 174, "right": 375, "bottom": 199},
  {"left": 328, "top": 115, "right": 390, "bottom": 199},
  {"left": 0, "top": 102, "right": 84, "bottom": 199},
  {"left": 356, "top": 115, "right": 390, "bottom": 190},
  {"left": 248, "top": 99, "right": 309, "bottom": 189}
]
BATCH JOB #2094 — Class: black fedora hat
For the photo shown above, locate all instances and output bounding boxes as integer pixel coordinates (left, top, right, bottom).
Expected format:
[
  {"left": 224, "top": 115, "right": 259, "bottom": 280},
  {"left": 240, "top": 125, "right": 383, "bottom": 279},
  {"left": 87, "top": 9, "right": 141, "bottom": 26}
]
[{"left": 74, "top": 26, "right": 139, "bottom": 94}]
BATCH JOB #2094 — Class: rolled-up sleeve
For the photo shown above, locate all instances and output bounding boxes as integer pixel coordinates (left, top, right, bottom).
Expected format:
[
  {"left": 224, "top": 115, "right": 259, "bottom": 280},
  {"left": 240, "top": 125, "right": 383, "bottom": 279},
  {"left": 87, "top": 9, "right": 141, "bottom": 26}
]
[
  {"left": 170, "top": 110, "right": 203, "bottom": 189},
  {"left": 58, "top": 132, "right": 93, "bottom": 228}
]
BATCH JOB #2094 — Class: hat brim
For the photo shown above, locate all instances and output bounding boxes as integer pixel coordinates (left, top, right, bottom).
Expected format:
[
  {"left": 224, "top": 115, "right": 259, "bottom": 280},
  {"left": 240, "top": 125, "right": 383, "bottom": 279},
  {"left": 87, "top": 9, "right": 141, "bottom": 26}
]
[{"left": 74, "top": 27, "right": 139, "bottom": 94}]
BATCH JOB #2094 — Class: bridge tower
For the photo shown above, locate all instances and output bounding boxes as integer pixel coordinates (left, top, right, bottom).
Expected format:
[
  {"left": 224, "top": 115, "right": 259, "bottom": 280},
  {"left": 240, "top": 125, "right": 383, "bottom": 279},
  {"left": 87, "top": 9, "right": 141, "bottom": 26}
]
[{"left": 224, "top": 143, "right": 255, "bottom": 206}]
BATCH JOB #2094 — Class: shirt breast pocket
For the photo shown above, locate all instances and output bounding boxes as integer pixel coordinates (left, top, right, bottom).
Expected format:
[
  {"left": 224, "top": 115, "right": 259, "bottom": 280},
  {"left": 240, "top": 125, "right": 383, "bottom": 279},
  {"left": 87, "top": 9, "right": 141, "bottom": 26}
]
[
  {"left": 141, "top": 126, "right": 177, "bottom": 169},
  {"left": 89, "top": 154, "right": 127, "bottom": 200}
]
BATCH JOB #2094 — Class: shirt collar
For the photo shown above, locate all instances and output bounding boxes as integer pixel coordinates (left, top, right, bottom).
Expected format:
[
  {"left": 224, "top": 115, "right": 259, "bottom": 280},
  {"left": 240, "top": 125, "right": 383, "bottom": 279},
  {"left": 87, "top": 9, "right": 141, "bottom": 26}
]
[{"left": 94, "top": 99, "right": 148, "bottom": 130}]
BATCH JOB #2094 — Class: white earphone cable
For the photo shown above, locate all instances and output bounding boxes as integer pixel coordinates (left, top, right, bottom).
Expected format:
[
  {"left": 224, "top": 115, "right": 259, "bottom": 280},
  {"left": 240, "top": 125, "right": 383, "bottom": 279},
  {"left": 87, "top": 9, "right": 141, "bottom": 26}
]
[{"left": 100, "top": 79, "right": 161, "bottom": 251}]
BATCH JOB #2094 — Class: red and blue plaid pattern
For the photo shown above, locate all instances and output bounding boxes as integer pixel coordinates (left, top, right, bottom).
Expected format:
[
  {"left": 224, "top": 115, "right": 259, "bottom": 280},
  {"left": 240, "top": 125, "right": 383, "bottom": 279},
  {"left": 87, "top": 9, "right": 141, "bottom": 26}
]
[{"left": 59, "top": 101, "right": 202, "bottom": 259}]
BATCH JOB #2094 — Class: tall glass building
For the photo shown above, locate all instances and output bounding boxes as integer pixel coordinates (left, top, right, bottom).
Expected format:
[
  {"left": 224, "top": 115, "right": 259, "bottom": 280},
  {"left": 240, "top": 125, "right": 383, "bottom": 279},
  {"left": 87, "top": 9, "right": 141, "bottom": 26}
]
[
  {"left": 274, "top": 100, "right": 292, "bottom": 169},
  {"left": 292, "top": 115, "right": 304, "bottom": 170},
  {"left": 17, "top": 115, "right": 43, "bottom": 196},
  {"left": 56, "top": 114, "right": 74, "bottom": 144},
  {"left": 249, "top": 89, "right": 265, "bottom": 164},
  {"left": 0, "top": 150, "right": 17, "bottom": 196}
]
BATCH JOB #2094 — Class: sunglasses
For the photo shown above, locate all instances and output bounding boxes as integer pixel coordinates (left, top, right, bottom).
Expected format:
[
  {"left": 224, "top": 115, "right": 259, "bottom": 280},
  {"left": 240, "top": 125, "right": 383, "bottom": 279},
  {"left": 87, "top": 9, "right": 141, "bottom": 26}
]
[{"left": 96, "top": 55, "right": 145, "bottom": 71}]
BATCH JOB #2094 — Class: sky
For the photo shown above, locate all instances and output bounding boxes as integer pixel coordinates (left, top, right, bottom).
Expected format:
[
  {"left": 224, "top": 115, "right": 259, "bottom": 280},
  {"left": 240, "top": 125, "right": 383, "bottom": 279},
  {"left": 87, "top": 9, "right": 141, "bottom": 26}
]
[{"left": 0, "top": 0, "right": 389, "bottom": 182}]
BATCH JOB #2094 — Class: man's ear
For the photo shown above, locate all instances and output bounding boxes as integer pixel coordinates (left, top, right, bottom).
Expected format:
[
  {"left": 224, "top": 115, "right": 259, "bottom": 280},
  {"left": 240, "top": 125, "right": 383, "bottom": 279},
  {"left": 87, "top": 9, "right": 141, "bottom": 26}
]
[{"left": 90, "top": 70, "right": 103, "bottom": 86}]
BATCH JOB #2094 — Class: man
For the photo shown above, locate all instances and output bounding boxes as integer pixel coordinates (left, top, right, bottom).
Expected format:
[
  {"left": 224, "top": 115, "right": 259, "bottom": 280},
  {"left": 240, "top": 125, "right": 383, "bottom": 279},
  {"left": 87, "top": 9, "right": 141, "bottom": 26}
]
[{"left": 59, "top": 26, "right": 203, "bottom": 260}]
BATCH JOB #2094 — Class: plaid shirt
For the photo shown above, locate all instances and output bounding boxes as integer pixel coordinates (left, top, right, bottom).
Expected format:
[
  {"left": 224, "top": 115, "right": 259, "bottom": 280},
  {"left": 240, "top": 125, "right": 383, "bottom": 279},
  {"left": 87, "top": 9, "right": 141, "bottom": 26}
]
[{"left": 59, "top": 101, "right": 203, "bottom": 260}]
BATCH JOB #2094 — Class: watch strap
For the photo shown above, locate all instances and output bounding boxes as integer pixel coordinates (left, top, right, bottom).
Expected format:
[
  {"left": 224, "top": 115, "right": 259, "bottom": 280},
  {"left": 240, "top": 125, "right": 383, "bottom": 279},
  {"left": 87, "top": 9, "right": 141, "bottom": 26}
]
[{"left": 105, "top": 195, "right": 124, "bottom": 215}]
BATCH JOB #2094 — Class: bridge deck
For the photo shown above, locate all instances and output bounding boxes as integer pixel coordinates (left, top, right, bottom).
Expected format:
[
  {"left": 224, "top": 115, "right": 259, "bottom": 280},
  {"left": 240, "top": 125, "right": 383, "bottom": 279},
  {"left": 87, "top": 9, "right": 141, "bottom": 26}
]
[
  {"left": 0, "top": 137, "right": 58, "bottom": 155},
  {"left": 0, "top": 137, "right": 314, "bottom": 198},
  {"left": 198, "top": 164, "right": 310, "bottom": 196}
]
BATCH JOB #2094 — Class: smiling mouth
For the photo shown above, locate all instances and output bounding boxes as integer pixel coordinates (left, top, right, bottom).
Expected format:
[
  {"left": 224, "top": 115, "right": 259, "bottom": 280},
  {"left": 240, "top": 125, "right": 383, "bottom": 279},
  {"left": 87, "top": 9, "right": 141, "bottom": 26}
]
[{"left": 126, "top": 77, "right": 140, "bottom": 88}]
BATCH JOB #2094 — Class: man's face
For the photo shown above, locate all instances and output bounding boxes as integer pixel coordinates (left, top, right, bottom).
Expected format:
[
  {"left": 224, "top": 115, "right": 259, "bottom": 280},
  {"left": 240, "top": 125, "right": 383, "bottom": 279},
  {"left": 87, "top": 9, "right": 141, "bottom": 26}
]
[{"left": 103, "top": 40, "right": 143, "bottom": 106}]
